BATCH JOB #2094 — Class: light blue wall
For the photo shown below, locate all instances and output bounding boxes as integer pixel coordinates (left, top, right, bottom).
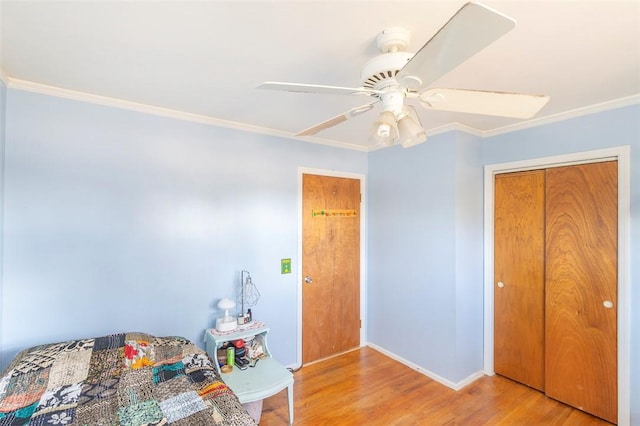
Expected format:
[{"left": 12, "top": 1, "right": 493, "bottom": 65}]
[
  {"left": 0, "top": 79, "right": 6, "bottom": 367},
  {"left": 369, "top": 104, "right": 638, "bottom": 418},
  {"left": 453, "top": 131, "right": 484, "bottom": 378},
  {"left": 0, "top": 88, "right": 367, "bottom": 369},
  {"left": 368, "top": 130, "right": 485, "bottom": 382},
  {"left": 1, "top": 84, "right": 638, "bottom": 421},
  {"left": 483, "top": 104, "right": 640, "bottom": 424}
]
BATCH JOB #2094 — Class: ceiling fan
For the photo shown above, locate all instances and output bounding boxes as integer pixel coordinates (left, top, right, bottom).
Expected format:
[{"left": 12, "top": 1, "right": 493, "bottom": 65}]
[{"left": 257, "top": 2, "right": 549, "bottom": 148}]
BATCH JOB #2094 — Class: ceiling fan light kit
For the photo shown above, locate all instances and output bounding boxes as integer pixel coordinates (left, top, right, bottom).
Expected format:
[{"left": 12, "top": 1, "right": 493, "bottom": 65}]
[
  {"left": 258, "top": 2, "right": 549, "bottom": 149},
  {"left": 397, "top": 107, "right": 427, "bottom": 148},
  {"left": 370, "top": 111, "right": 398, "bottom": 147}
]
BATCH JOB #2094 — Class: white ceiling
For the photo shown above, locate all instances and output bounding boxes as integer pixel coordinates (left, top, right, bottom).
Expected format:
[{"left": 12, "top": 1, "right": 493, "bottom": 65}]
[{"left": 1, "top": 1, "right": 639, "bottom": 151}]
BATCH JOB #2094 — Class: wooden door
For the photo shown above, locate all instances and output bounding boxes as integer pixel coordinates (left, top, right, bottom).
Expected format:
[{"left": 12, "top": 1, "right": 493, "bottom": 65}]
[
  {"left": 301, "top": 174, "right": 360, "bottom": 364},
  {"left": 545, "top": 161, "right": 618, "bottom": 423},
  {"left": 494, "top": 170, "right": 546, "bottom": 391}
]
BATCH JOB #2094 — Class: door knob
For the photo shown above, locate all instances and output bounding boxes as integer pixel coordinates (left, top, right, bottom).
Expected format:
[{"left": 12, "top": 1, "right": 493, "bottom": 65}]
[
  {"left": 603, "top": 300, "right": 614, "bottom": 309},
  {"left": 497, "top": 281, "right": 504, "bottom": 288},
  {"left": 304, "top": 276, "right": 313, "bottom": 284}
]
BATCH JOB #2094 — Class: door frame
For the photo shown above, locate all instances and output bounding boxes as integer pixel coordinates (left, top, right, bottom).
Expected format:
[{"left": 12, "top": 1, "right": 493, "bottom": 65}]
[
  {"left": 483, "top": 146, "right": 631, "bottom": 425},
  {"left": 295, "top": 167, "right": 366, "bottom": 369}
]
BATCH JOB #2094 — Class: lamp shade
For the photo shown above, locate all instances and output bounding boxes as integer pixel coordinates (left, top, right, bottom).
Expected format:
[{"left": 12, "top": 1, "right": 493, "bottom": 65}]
[
  {"left": 397, "top": 113, "right": 426, "bottom": 147},
  {"left": 218, "top": 298, "right": 236, "bottom": 312},
  {"left": 370, "top": 111, "right": 398, "bottom": 146}
]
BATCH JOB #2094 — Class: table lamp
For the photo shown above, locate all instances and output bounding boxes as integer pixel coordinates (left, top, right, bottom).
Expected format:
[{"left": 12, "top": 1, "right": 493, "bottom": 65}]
[
  {"left": 239, "top": 270, "right": 261, "bottom": 327},
  {"left": 216, "top": 297, "right": 237, "bottom": 332}
]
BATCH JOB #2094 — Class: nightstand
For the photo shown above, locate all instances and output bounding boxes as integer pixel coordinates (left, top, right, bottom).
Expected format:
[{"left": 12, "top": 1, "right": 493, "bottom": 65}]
[{"left": 205, "top": 322, "right": 294, "bottom": 425}]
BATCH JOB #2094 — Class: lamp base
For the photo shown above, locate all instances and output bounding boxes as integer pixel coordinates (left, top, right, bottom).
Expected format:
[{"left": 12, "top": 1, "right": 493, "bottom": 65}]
[{"left": 216, "top": 317, "right": 237, "bottom": 332}]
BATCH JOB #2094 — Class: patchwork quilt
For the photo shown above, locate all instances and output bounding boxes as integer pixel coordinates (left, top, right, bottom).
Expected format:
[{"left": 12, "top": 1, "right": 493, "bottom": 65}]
[{"left": 0, "top": 332, "right": 256, "bottom": 425}]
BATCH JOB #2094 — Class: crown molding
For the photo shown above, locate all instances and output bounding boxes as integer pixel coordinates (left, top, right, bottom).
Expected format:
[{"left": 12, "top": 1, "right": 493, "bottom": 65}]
[
  {"left": 483, "top": 94, "right": 640, "bottom": 138},
  {"left": 7, "top": 77, "right": 369, "bottom": 152},
  {"left": 422, "top": 94, "right": 640, "bottom": 141},
  {"left": 427, "top": 122, "right": 484, "bottom": 138},
  {"left": 5, "top": 78, "right": 284, "bottom": 134},
  {"left": 6, "top": 77, "right": 639, "bottom": 150},
  {"left": 386, "top": 94, "right": 640, "bottom": 149}
]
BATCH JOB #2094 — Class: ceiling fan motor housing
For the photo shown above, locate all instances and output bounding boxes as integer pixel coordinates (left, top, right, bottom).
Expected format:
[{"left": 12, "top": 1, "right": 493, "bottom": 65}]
[
  {"left": 360, "top": 51, "right": 414, "bottom": 90},
  {"left": 360, "top": 27, "right": 414, "bottom": 91}
]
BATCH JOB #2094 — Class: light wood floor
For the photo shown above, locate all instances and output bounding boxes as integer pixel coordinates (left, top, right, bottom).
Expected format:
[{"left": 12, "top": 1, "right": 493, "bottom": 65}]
[{"left": 259, "top": 347, "right": 613, "bottom": 425}]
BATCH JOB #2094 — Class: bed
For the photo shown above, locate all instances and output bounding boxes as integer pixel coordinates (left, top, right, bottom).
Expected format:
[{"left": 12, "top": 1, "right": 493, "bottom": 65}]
[{"left": 0, "top": 332, "right": 257, "bottom": 425}]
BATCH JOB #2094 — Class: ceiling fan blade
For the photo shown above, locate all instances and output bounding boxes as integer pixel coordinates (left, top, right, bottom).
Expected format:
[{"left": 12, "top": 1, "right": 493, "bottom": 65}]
[
  {"left": 296, "top": 102, "right": 378, "bottom": 136},
  {"left": 420, "top": 88, "right": 549, "bottom": 119},
  {"left": 257, "top": 81, "right": 380, "bottom": 96},
  {"left": 397, "top": 2, "right": 516, "bottom": 90}
]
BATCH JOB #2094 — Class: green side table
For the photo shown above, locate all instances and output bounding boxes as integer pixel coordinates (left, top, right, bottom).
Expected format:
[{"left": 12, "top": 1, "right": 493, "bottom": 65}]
[{"left": 205, "top": 322, "right": 294, "bottom": 424}]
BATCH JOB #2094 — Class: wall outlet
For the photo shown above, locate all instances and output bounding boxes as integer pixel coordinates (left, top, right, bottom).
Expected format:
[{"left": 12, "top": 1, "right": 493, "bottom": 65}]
[{"left": 281, "top": 258, "right": 291, "bottom": 274}]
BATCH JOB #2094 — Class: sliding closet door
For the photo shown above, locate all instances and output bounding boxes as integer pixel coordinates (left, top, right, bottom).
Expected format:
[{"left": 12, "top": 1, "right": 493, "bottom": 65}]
[
  {"left": 494, "top": 170, "right": 545, "bottom": 391},
  {"left": 545, "top": 161, "right": 617, "bottom": 424}
]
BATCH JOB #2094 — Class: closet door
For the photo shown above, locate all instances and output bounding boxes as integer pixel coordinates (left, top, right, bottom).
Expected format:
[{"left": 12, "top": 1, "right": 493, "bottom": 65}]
[
  {"left": 494, "top": 170, "right": 545, "bottom": 391},
  {"left": 545, "top": 161, "right": 617, "bottom": 424}
]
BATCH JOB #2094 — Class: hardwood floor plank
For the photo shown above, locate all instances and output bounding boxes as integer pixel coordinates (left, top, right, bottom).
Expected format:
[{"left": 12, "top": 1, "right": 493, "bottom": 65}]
[{"left": 259, "top": 347, "right": 613, "bottom": 425}]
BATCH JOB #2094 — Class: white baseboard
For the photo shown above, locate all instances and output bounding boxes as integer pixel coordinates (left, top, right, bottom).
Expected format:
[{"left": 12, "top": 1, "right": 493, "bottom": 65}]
[{"left": 366, "top": 342, "right": 485, "bottom": 391}]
